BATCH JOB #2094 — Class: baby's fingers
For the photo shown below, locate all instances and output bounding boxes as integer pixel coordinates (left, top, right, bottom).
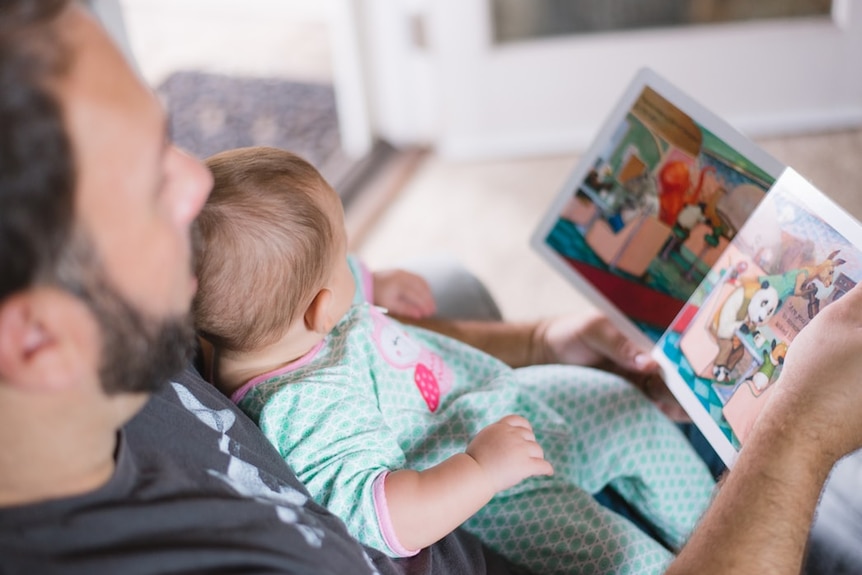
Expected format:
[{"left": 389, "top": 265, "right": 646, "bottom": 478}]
[
  {"left": 517, "top": 439, "right": 553, "bottom": 477},
  {"left": 399, "top": 280, "right": 436, "bottom": 318},
  {"left": 527, "top": 457, "right": 555, "bottom": 478},
  {"left": 498, "top": 414, "right": 534, "bottom": 431},
  {"left": 506, "top": 416, "right": 553, "bottom": 476}
]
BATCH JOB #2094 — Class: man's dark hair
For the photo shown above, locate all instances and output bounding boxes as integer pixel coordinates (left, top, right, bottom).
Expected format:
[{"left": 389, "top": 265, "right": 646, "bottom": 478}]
[{"left": 0, "top": 0, "right": 74, "bottom": 301}]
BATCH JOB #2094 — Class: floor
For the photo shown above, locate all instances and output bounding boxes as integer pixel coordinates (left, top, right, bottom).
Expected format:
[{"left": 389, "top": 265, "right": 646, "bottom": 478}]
[
  {"left": 356, "top": 129, "right": 862, "bottom": 322},
  {"left": 116, "top": 1, "right": 862, "bottom": 324},
  {"left": 117, "top": 0, "right": 332, "bottom": 86}
]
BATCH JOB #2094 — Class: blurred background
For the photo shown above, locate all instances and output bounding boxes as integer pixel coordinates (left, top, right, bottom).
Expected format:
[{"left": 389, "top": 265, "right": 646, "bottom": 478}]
[{"left": 94, "top": 0, "right": 862, "bottom": 323}]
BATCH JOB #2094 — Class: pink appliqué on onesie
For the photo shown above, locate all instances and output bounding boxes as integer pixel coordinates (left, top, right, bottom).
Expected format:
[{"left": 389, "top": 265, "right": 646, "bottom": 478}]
[{"left": 369, "top": 306, "right": 452, "bottom": 412}]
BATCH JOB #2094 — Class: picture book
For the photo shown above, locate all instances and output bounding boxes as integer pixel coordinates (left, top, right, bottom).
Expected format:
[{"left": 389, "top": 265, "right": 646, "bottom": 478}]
[{"left": 531, "top": 68, "right": 862, "bottom": 466}]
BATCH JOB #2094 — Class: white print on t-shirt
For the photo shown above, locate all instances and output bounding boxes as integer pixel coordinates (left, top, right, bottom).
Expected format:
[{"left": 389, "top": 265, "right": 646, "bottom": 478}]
[{"left": 170, "top": 382, "right": 327, "bottom": 547}]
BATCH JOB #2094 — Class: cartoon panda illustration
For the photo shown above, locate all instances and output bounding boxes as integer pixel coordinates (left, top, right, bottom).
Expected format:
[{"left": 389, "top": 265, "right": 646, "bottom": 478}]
[{"left": 710, "top": 279, "right": 781, "bottom": 382}]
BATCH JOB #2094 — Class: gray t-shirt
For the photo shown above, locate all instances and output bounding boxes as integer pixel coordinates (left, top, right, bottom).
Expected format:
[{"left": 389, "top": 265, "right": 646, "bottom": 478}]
[{"left": 0, "top": 366, "right": 523, "bottom": 575}]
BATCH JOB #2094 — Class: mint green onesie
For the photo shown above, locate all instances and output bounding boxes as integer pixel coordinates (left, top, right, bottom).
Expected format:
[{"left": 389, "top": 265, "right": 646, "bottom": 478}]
[{"left": 233, "top": 257, "right": 715, "bottom": 575}]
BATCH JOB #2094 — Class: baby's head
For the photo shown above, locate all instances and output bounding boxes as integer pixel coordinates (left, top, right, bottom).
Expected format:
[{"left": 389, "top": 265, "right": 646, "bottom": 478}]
[{"left": 194, "top": 146, "right": 354, "bottom": 355}]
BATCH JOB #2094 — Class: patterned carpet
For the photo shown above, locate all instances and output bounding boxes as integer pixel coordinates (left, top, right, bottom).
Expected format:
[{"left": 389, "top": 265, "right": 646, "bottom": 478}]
[{"left": 157, "top": 70, "right": 348, "bottom": 184}]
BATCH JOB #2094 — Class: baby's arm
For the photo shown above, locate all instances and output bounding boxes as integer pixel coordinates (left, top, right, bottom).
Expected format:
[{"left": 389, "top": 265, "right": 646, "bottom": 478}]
[
  {"left": 372, "top": 268, "right": 436, "bottom": 319},
  {"left": 383, "top": 414, "right": 553, "bottom": 552}
]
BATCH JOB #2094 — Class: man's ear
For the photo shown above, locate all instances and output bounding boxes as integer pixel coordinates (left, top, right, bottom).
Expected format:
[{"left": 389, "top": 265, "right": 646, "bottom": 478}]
[
  {"left": 304, "top": 288, "right": 335, "bottom": 335},
  {"left": 0, "top": 289, "right": 97, "bottom": 392}
]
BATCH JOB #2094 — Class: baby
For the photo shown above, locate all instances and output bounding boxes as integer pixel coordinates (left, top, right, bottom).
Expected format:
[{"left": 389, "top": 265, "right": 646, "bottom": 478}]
[{"left": 193, "top": 146, "right": 715, "bottom": 575}]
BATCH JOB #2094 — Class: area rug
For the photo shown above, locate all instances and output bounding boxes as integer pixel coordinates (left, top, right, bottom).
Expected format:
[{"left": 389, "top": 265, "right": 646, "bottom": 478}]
[{"left": 156, "top": 70, "right": 347, "bottom": 183}]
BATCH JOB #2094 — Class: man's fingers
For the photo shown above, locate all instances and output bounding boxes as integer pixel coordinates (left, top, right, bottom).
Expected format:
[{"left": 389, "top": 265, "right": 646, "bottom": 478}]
[{"left": 587, "top": 319, "right": 658, "bottom": 373}]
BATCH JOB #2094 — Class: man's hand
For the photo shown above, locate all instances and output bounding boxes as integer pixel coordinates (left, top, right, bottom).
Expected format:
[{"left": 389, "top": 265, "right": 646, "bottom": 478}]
[
  {"left": 466, "top": 415, "right": 554, "bottom": 492},
  {"left": 767, "top": 282, "right": 862, "bottom": 464},
  {"left": 668, "top": 283, "right": 862, "bottom": 575},
  {"left": 534, "top": 312, "right": 688, "bottom": 420},
  {"left": 372, "top": 269, "right": 436, "bottom": 319}
]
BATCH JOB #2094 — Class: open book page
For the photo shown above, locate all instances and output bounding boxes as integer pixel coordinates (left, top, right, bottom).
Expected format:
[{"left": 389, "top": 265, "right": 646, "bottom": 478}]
[
  {"left": 531, "top": 68, "right": 783, "bottom": 350},
  {"left": 655, "top": 168, "right": 862, "bottom": 467}
]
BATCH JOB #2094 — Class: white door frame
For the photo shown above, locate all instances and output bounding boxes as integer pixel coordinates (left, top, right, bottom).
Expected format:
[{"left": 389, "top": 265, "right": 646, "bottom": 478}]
[
  {"left": 358, "top": 0, "right": 862, "bottom": 160},
  {"left": 328, "top": 0, "right": 375, "bottom": 157}
]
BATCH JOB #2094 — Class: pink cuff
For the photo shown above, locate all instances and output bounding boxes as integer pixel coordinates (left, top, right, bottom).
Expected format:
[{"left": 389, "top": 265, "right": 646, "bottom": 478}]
[{"left": 372, "top": 471, "right": 420, "bottom": 557}]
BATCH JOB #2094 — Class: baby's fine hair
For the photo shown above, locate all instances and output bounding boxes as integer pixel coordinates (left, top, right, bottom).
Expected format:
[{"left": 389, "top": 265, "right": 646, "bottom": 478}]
[{"left": 194, "top": 146, "right": 336, "bottom": 353}]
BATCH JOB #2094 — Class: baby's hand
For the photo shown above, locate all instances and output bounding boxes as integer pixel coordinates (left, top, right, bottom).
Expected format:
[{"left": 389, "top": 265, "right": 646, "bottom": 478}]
[
  {"left": 372, "top": 269, "right": 436, "bottom": 319},
  {"left": 466, "top": 415, "right": 553, "bottom": 493}
]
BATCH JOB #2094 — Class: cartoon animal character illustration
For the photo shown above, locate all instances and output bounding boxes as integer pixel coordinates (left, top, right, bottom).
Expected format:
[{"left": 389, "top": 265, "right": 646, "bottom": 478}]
[
  {"left": 743, "top": 339, "right": 788, "bottom": 394},
  {"left": 710, "top": 278, "right": 781, "bottom": 382},
  {"left": 660, "top": 202, "right": 706, "bottom": 260},
  {"left": 797, "top": 249, "right": 844, "bottom": 290},
  {"left": 619, "top": 171, "right": 659, "bottom": 222},
  {"left": 794, "top": 250, "right": 846, "bottom": 318},
  {"left": 370, "top": 307, "right": 453, "bottom": 412},
  {"left": 757, "top": 250, "right": 845, "bottom": 321},
  {"left": 657, "top": 162, "right": 715, "bottom": 227}
]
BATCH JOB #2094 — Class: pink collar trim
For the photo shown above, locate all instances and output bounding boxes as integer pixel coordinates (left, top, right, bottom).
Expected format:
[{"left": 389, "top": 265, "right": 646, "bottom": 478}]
[{"left": 230, "top": 340, "right": 326, "bottom": 404}]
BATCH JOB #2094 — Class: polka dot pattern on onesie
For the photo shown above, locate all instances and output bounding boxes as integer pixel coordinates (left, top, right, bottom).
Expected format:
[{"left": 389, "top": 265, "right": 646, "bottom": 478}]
[{"left": 239, "top": 303, "right": 715, "bottom": 574}]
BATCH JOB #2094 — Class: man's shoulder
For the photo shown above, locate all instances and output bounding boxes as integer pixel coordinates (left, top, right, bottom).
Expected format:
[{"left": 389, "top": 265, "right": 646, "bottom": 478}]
[{"left": 0, "top": 364, "right": 382, "bottom": 575}]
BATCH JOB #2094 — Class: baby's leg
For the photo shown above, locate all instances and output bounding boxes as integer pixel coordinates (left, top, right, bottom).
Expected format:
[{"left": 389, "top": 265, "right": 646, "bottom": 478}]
[
  {"left": 464, "top": 480, "right": 673, "bottom": 575},
  {"left": 517, "top": 365, "right": 715, "bottom": 550}
]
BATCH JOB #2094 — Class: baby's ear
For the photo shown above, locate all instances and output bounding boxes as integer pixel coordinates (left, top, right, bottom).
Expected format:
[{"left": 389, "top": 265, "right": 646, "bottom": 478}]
[{"left": 304, "top": 288, "right": 335, "bottom": 335}]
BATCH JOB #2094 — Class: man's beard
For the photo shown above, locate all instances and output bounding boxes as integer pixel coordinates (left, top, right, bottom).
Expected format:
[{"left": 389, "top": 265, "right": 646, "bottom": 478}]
[
  {"left": 89, "top": 279, "right": 196, "bottom": 395},
  {"left": 56, "top": 236, "right": 196, "bottom": 395}
]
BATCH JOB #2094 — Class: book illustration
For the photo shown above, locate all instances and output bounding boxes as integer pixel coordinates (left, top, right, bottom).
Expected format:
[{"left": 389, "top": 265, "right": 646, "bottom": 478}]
[
  {"left": 533, "top": 69, "right": 856, "bottom": 465},
  {"left": 542, "top": 83, "right": 775, "bottom": 341},
  {"left": 658, "top": 179, "right": 861, "bottom": 451}
]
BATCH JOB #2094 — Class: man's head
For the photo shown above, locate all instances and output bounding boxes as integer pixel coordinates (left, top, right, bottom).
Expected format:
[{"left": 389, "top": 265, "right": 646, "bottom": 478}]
[
  {"left": 195, "top": 146, "right": 351, "bottom": 354},
  {"left": 0, "top": 0, "right": 74, "bottom": 302},
  {"left": 0, "top": 1, "right": 211, "bottom": 414}
]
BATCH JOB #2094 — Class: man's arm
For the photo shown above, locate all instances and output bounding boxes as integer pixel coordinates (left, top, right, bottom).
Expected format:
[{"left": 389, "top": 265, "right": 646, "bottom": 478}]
[
  {"left": 667, "top": 403, "right": 830, "bottom": 573},
  {"left": 400, "top": 311, "right": 648, "bottom": 369},
  {"left": 669, "top": 282, "right": 862, "bottom": 573},
  {"left": 398, "top": 316, "right": 541, "bottom": 368},
  {"left": 399, "top": 311, "right": 686, "bottom": 419}
]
